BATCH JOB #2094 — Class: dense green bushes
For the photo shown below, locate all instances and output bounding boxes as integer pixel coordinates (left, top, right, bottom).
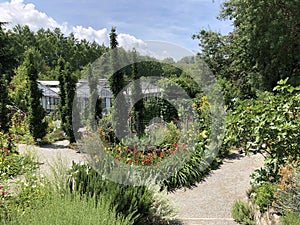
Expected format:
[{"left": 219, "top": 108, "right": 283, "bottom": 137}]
[
  {"left": 68, "top": 163, "right": 178, "bottom": 225},
  {"left": 228, "top": 79, "right": 300, "bottom": 222},
  {"left": 8, "top": 192, "right": 135, "bottom": 225}
]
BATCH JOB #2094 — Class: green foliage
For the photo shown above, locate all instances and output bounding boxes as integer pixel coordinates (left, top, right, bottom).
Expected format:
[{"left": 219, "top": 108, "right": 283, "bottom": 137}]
[
  {"left": 131, "top": 50, "right": 144, "bottom": 135},
  {"left": 0, "top": 75, "right": 10, "bottom": 132},
  {"left": 143, "top": 98, "right": 179, "bottom": 125},
  {"left": 231, "top": 200, "right": 255, "bottom": 225},
  {"left": 9, "top": 192, "right": 134, "bottom": 225},
  {"left": 0, "top": 24, "right": 17, "bottom": 82},
  {"left": 68, "top": 163, "right": 155, "bottom": 225},
  {"left": 57, "top": 59, "right": 78, "bottom": 143},
  {"left": 0, "top": 154, "right": 38, "bottom": 181},
  {"left": 224, "top": 80, "right": 300, "bottom": 186},
  {"left": 57, "top": 57, "right": 67, "bottom": 130},
  {"left": 220, "top": 0, "right": 300, "bottom": 90},
  {"left": 251, "top": 182, "right": 277, "bottom": 212},
  {"left": 25, "top": 47, "right": 48, "bottom": 140},
  {"left": 87, "top": 66, "right": 102, "bottom": 129},
  {"left": 281, "top": 211, "right": 300, "bottom": 225},
  {"left": 163, "top": 139, "right": 220, "bottom": 191},
  {"left": 109, "top": 27, "right": 125, "bottom": 97},
  {"left": 0, "top": 132, "right": 37, "bottom": 181},
  {"left": 9, "top": 65, "right": 29, "bottom": 112},
  {"left": 9, "top": 112, "right": 34, "bottom": 144},
  {"left": 63, "top": 63, "right": 77, "bottom": 143}
]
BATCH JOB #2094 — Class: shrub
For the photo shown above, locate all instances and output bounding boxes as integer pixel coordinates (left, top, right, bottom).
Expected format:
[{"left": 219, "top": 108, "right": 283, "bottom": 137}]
[
  {"left": 252, "top": 181, "right": 277, "bottom": 212},
  {"left": 274, "top": 161, "right": 300, "bottom": 214},
  {"left": 68, "top": 163, "right": 155, "bottom": 225},
  {"left": 9, "top": 191, "right": 134, "bottom": 225},
  {"left": 281, "top": 211, "right": 300, "bottom": 225},
  {"left": 231, "top": 200, "right": 255, "bottom": 225},
  {"left": 0, "top": 134, "right": 38, "bottom": 181},
  {"left": 0, "top": 171, "right": 50, "bottom": 223}
]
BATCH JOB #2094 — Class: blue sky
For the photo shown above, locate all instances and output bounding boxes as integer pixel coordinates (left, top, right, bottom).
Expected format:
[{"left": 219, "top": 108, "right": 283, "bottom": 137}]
[{"left": 0, "top": 0, "right": 233, "bottom": 57}]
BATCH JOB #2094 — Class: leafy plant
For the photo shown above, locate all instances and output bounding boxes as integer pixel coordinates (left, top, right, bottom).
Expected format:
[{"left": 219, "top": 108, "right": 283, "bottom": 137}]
[
  {"left": 251, "top": 181, "right": 277, "bottom": 212},
  {"left": 8, "top": 192, "right": 134, "bottom": 225},
  {"left": 68, "top": 163, "right": 154, "bottom": 225},
  {"left": 281, "top": 211, "right": 300, "bottom": 225},
  {"left": 0, "top": 133, "right": 38, "bottom": 181},
  {"left": 225, "top": 79, "right": 300, "bottom": 186},
  {"left": 231, "top": 200, "right": 255, "bottom": 225}
]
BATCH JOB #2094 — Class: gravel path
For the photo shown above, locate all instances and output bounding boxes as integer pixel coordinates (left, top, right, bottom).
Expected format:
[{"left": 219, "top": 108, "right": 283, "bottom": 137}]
[
  {"left": 18, "top": 142, "right": 264, "bottom": 225},
  {"left": 169, "top": 152, "right": 265, "bottom": 225},
  {"left": 18, "top": 140, "right": 87, "bottom": 176}
]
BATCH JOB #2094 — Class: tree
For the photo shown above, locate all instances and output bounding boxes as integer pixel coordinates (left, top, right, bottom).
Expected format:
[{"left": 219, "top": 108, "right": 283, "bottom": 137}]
[
  {"left": 57, "top": 59, "right": 77, "bottom": 143},
  {"left": 0, "top": 74, "right": 10, "bottom": 132},
  {"left": 109, "top": 27, "right": 125, "bottom": 97},
  {"left": 87, "top": 66, "right": 102, "bottom": 129},
  {"left": 220, "top": 0, "right": 300, "bottom": 90},
  {"left": 131, "top": 49, "right": 144, "bottom": 135},
  {"left": 64, "top": 62, "right": 77, "bottom": 143},
  {"left": 25, "top": 48, "right": 47, "bottom": 140},
  {"left": 0, "top": 24, "right": 11, "bottom": 132},
  {"left": 57, "top": 57, "right": 67, "bottom": 131},
  {"left": 193, "top": 29, "right": 257, "bottom": 99},
  {"left": 108, "top": 27, "right": 128, "bottom": 140}
]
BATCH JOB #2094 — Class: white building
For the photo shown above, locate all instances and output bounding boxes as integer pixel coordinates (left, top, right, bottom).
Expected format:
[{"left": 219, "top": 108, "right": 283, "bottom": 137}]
[{"left": 38, "top": 79, "right": 162, "bottom": 114}]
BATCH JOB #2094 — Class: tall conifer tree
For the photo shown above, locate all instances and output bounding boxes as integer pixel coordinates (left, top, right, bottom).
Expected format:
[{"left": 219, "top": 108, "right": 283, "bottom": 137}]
[{"left": 25, "top": 48, "right": 47, "bottom": 140}]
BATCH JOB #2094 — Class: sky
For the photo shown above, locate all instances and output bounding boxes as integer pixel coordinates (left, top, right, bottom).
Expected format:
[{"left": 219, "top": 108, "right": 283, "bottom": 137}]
[{"left": 0, "top": 0, "right": 233, "bottom": 59}]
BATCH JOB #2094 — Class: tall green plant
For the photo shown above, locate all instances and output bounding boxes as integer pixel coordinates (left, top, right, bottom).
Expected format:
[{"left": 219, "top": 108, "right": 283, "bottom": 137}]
[
  {"left": 131, "top": 49, "right": 144, "bottom": 135},
  {"left": 108, "top": 27, "right": 128, "bottom": 140},
  {"left": 0, "top": 74, "right": 10, "bottom": 132},
  {"left": 57, "top": 58, "right": 77, "bottom": 143},
  {"left": 25, "top": 48, "right": 47, "bottom": 141}
]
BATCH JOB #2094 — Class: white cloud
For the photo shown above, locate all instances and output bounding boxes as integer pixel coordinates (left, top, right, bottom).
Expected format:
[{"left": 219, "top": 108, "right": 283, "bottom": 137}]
[
  {"left": 0, "top": 0, "right": 61, "bottom": 31},
  {"left": 72, "top": 26, "right": 109, "bottom": 45},
  {"left": 117, "top": 33, "right": 147, "bottom": 51},
  {"left": 0, "top": 0, "right": 146, "bottom": 50}
]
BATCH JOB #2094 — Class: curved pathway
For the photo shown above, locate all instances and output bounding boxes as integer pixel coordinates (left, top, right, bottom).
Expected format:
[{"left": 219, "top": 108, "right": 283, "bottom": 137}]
[
  {"left": 18, "top": 140, "right": 87, "bottom": 176},
  {"left": 170, "top": 152, "right": 264, "bottom": 225},
  {"left": 18, "top": 142, "right": 264, "bottom": 225}
]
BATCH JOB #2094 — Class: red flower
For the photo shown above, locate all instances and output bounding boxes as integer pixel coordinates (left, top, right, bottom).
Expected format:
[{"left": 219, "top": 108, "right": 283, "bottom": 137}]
[
  {"left": 147, "top": 158, "right": 151, "bottom": 162},
  {"left": 0, "top": 186, "right": 4, "bottom": 190},
  {"left": 142, "top": 159, "right": 147, "bottom": 163},
  {"left": 156, "top": 162, "right": 161, "bottom": 168},
  {"left": 115, "top": 158, "right": 119, "bottom": 161},
  {"left": 173, "top": 143, "right": 179, "bottom": 148},
  {"left": 160, "top": 152, "right": 164, "bottom": 158},
  {"left": 133, "top": 149, "right": 138, "bottom": 154},
  {"left": 126, "top": 159, "right": 133, "bottom": 164},
  {"left": 2, "top": 191, "right": 7, "bottom": 197}
]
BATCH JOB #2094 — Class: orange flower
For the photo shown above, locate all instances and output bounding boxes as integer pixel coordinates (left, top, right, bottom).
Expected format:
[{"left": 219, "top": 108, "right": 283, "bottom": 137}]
[{"left": 160, "top": 152, "right": 164, "bottom": 158}]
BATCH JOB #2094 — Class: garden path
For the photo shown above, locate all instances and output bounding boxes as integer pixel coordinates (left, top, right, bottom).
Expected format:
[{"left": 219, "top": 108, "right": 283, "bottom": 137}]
[
  {"left": 17, "top": 140, "right": 87, "bottom": 176},
  {"left": 18, "top": 141, "right": 264, "bottom": 225},
  {"left": 170, "top": 151, "right": 265, "bottom": 225}
]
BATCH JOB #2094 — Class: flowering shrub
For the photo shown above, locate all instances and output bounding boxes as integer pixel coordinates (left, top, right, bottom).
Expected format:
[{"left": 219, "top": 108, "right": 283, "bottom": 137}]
[
  {"left": 0, "top": 133, "right": 17, "bottom": 160},
  {"left": 0, "top": 133, "right": 38, "bottom": 181}
]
